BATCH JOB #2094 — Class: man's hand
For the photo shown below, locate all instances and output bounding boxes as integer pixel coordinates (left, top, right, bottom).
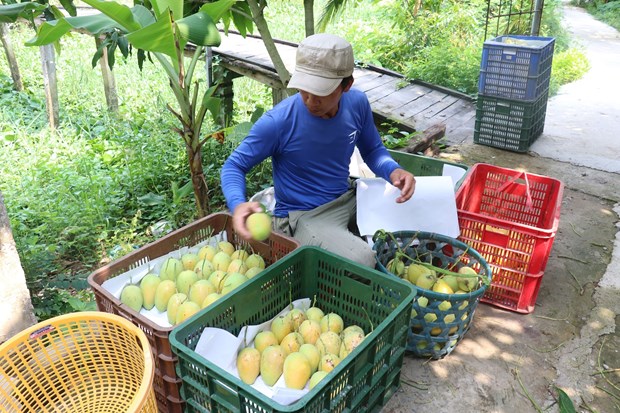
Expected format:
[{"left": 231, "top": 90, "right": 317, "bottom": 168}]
[
  {"left": 232, "top": 202, "right": 265, "bottom": 240},
  {"left": 389, "top": 168, "right": 416, "bottom": 203}
]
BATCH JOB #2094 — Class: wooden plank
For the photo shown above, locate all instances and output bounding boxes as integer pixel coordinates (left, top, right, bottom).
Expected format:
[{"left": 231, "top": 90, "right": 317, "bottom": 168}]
[
  {"left": 374, "top": 83, "right": 434, "bottom": 113},
  {"left": 353, "top": 73, "right": 396, "bottom": 92}
]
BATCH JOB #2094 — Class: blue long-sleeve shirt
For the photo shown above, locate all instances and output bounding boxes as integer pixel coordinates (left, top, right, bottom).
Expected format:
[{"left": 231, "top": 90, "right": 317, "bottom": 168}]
[{"left": 221, "top": 88, "right": 400, "bottom": 217}]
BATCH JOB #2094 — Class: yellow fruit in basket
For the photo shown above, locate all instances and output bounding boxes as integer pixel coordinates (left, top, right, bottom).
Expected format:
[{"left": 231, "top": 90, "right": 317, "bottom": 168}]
[
  {"left": 309, "top": 370, "right": 328, "bottom": 389},
  {"left": 220, "top": 272, "right": 248, "bottom": 295},
  {"left": 217, "top": 241, "right": 235, "bottom": 256},
  {"left": 231, "top": 249, "right": 250, "bottom": 262},
  {"left": 139, "top": 273, "right": 161, "bottom": 310},
  {"left": 340, "top": 329, "right": 364, "bottom": 358},
  {"left": 457, "top": 266, "right": 479, "bottom": 292},
  {"left": 176, "top": 270, "right": 199, "bottom": 295},
  {"left": 306, "top": 306, "right": 325, "bottom": 323},
  {"left": 407, "top": 264, "right": 433, "bottom": 284},
  {"left": 167, "top": 293, "right": 188, "bottom": 325},
  {"left": 254, "top": 331, "right": 279, "bottom": 353},
  {"left": 320, "top": 313, "right": 344, "bottom": 334},
  {"left": 227, "top": 259, "right": 248, "bottom": 275},
  {"left": 283, "top": 352, "right": 312, "bottom": 390},
  {"left": 181, "top": 253, "right": 200, "bottom": 271},
  {"left": 319, "top": 353, "right": 341, "bottom": 373},
  {"left": 245, "top": 253, "right": 266, "bottom": 270},
  {"left": 260, "top": 345, "right": 286, "bottom": 386},
  {"left": 271, "top": 315, "right": 294, "bottom": 343},
  {"left": 247, "top": 212, "right": 272, "bottom": 242},
  {"left": 208, "top": 270, "right": 228, "bottom": 292},
  {"left": 245, "top": 266, "right": 263, "bottom": 279},
  {"left": 237, "top": 347, "right": 261, "bottom": 385},
  {"left": 432, "top": 279, "right": 454, "bottom": 295},
  {"left": 299, "top": 319, "right": 321, "bottom": 345},
  {"left": 441, "top": 274, "right": 460, "bottom": 292},
  {"left": 201, "top": 292, "right": 221, "bottom": 308},
  {"left": 193, "top": 259, "right": 215, "bottom": 279},
  {"left": 160, "top": 257, "right": 183, "bottom": 281},
  {"left": 212, "top": 251, "right": 232, "bottom": 272},
  {"left": 416, "top": 273, "right": 437, "bottom": 291},
  {"left": 280, "top": 332, "right": 304, "bottom": 355},
  {"left": 198, "top": 245, "right": 217, "bottom": 261},
  {"left": 342, "top": 325, "right": 365, "bottom": 338},
  {"left": 299, "top": 343, "right": 321, "bottom": 374},
  {"left": 316, "top": 331, "right": 341, "bottom": 357},
  {"left": 287, "top": 308, "right": 308, "bottom": 330},
  {"left": 189, "top": 279, "right": 216, "bottom": 305},
  {"left": 120, "top": 284, "right": 143, "bottom": 313},
  {"left": 154, "top": 279, "right": 177, "bottom": 312},
  {"left": 175, "top": 300, "right": 201, "bottom": 324}
]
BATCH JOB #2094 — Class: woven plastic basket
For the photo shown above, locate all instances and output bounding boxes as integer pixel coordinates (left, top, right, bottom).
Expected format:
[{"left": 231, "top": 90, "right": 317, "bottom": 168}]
[
  {"left": 373, "top": 231, "right": 491, "bottom": 359},
  {"left": 0, "top": 311, "right": 157, "bottom": 413}
]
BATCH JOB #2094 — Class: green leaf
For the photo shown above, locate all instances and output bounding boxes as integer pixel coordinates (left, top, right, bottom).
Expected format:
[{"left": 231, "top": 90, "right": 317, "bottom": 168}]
[
  {"left": 81, "top": 0, "right": 143, "bottom": 32},
  {"left": 26, "top": 14, "right": 122, "bottom": 46},
  {"left": 126, "top": 10, "right": 177, "bottom": 58},
  {"left": 151, "top": 0, "right": 182, "bottom": 20},
  {"left": 199, "top": 0, "right": 237, "bottom": 23},
  {"left": 176, "top": 12, "right": 220, "bottom": 47},
  {"left": 0, "top": 3, "right": 47, "bottom": 23},
  {"left": 58, "top": 0, "right": 77, "bottom": 17},
  {"left": 556, "top": 387, "right": 576, "bottom": 413}
]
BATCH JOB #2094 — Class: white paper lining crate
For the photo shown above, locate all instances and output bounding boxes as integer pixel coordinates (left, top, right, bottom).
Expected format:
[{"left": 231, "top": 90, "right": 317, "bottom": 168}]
[{"left": 478, "top": 35, "right": 555, "bottom": 101}]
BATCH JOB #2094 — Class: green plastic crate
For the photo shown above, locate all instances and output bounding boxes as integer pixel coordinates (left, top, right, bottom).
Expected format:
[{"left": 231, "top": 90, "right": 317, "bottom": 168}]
[
  {"left": 474, "top": 91, "right": 549, "bottom": 153},
  {"left": 169, "top": 246, "right": 416, "bottom": 413},
  {"left": 387, "top": 150, "right": 469, "bottom": 189}
]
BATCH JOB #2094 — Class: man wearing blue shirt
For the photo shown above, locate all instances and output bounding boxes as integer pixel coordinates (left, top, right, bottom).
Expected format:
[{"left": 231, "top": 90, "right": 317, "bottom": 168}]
[{"left": 221, "top": 33, "right": 415, "bottom": 266}]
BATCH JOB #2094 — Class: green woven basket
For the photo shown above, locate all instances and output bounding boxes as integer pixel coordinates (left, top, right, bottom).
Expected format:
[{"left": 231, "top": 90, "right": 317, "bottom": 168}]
[{"left": 373, "top": 230, "right": 491, "bottom": 359}]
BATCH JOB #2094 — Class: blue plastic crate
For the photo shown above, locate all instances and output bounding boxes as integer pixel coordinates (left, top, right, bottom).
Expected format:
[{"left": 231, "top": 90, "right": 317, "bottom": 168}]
[{"left": 479, "top": 35, "right": 555, "bottom": 101}]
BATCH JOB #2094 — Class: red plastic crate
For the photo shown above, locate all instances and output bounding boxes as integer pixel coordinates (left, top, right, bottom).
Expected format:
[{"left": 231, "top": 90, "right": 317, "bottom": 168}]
[
  {"left": 87, "top": 212, "right": 300, "bottom": 412},
  {"left": 455, "top": 163, "right": 564, "bottom": 313}
]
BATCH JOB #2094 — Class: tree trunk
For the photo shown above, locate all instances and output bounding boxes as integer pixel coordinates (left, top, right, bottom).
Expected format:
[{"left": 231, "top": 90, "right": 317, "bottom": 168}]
[
  {"left": 39, "top": 44, "right": 59, "bottom": 129},
  {"left": 187, "top": 138, "right": 210, "bottom": 218},
  {"left": 1, "top": 23, "right": 23, "bottom": 92},
  {"left": 0, "top": 191, "right": 37, "bottom": 343},
  {"left": 246, "top": 0, "right": 293, "bottom": 93},
  {"left": 303, "top": 0, "right": 315, "bottom": 37}
]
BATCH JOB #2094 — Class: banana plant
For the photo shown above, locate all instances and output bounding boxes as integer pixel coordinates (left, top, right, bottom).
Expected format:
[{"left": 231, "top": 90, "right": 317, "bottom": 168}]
[{"left": 26, "top": 0, "right": 241, "bottom": 218}]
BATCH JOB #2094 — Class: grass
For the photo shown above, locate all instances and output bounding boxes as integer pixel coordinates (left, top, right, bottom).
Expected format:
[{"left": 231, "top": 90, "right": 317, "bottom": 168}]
[{"left": 0, "top": 0, "right": 592, "bottom": 319}]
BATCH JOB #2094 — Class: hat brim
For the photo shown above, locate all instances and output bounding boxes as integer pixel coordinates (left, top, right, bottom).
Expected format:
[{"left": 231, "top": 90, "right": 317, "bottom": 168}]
[{"left": 288, "top": 70, "right": 342, "bottom": 97}]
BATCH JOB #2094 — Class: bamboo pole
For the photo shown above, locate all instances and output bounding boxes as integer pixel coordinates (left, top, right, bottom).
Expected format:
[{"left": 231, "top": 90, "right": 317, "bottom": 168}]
[
  {"left": 0, "top": 23, "right": 23, "bottom": 92},
  {"left": 39, "top": 44, "right": 59, "bottom": 129}
]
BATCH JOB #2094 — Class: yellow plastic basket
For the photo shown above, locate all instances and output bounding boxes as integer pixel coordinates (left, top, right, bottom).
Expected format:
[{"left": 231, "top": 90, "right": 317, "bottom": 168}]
[{"left": 0, "top": 311, "right": 157, "bottom": 413}]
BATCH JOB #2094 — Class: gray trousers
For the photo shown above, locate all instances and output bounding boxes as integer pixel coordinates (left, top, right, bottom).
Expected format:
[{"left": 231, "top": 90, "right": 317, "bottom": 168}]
[{"left": 273, "top": 189, "right": 376, "bottom": 268}]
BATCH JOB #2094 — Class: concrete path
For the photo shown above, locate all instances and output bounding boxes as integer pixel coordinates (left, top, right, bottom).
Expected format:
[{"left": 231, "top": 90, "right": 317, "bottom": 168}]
[{"left": 529, "top": 3, "right": 620, "bottom": 173}]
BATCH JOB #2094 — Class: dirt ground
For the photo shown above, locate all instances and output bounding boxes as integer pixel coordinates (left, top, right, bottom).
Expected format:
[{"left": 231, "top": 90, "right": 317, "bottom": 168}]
[{"left": 382, "top": 144, "right": 620, "bottom": 413}]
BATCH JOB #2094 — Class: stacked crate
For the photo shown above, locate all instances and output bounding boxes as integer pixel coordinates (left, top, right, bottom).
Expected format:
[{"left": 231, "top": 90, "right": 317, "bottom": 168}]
[{"left": 475, "top": 35, "right": 555, "bottom": 152}]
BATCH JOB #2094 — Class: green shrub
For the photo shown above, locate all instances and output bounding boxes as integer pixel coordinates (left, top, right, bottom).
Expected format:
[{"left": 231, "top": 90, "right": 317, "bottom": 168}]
[{"left": 549, "top": 47, "right": 591, "bottom": 95}]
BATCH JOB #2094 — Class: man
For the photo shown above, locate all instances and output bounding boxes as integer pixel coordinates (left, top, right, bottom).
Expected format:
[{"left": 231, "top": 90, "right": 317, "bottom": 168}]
[{"left": 221, "top": 33, "right": 415, "bottom": 267}]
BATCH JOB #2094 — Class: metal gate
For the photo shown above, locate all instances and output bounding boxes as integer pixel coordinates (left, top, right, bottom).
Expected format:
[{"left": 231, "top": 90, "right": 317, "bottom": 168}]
[{"left": 484, "top": 0, "right": 545, "bottom": 39}]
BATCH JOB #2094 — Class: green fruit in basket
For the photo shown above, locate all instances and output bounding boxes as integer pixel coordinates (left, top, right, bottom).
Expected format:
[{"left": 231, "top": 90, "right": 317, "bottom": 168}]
[
  {"left": 415, "top": 273, "right": 437, "bottom": 291},
  {"left": 208, "top": 270, "right": 228, "bottom": 292},
  {"left": 386, "top": 258, "right": 405, "bottom": 276},
  {"left": 342, "top": 325, "right": 365, "bottom": 337},
  {"left": 175, "top": 300, "right": 201, "bottom": 325},
  {"left": 283, "top": 352, "right": 312, "bottom": 390},
  {"left": 271, "top": 315, "right": 294, "bottom": 343},
  {"left": 227, "top": 258, "right": 248, "bottom": 275},
  {"left": 441, "top": 274, "right": 460, "bottom": 292},
  {"left": 287, "top": 308, "right": 308, "bottom": 331},
  {"left": 309, "top": 370, "right": 328, "bottom": 389},
  {"left": 237, "top": 347, "right": 261, "bottom": 385},
  {"left": 139, "top": 273, "right": 161, "bottom": 310},
  {"left": 260, "top": 345, "right": 285, "bottom": 386},
  {"left": 245, "top": 253, "right": 266, "bottom": 270},
  {"left": 166, "top": 293, "right": 188, "bottom": 325},
  {"left": 194, "top": 259, "right": 215, "bottom": 280},
  {"left": 212, "top": 251, "right": 232, "bottom": 272},
  {"left": 299, "top": 319, "right": 321, "bottom": 345},
  {"left": 316, "top": 331, "right": 341, "bottom": 357},
  {"left": 160, "top": 257, "right": 183, "bottom": 281},
  {"left": 201, "top": 292, "right": 221, "bottom": 308},
  {"left": 340, "top": 329, "right": 364, "bottom": 358},
  {"left": 299, "top": 343, "right": 321, "bottom": 374},
  {"left": 306, "top": 306, "right": 324, "bottom": 323},
  {"left": 245, "top": 266, "right": 263, "bottom": 279},
  {"left": 231, "top": 249, "right": 250, "bottom": 262},
  {"left": 176, "top": 270, "right": 199, "bottom": 295},
  {"left": 457, "top": 266, "right": 479, "bottom": 292},
  {"left": 120, "top": 284, "right": 143, "bottom": 313},
  {"left": 154, "top": 279, "right": 177, "bottom": 312},
  {"left": 181, "top": 253, "right": 200, "bottom": 271},
  {"left": 407, "top": 264, "right": 433, "bottom": 284},
  {"left": 432, "top": 279, "right": 454, "bottom": 295},
  {"left": 189, "top": 279, "right": 216, "bottom": 306},
  {"left": 220, "top": 272, "right": 248, "bottom": 295},
  {"left": 254, "top": 330, "right": 279, "bottom": 354},
  {"left": 280, "top": 332, "right": 304, "bottom": 355},
  {"left": 246, "top": 212, "right": 272, "bottom": 242}
]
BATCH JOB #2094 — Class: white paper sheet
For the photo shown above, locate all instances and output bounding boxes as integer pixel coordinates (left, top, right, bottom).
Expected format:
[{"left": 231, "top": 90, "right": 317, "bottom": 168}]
[{"left": 356, "top": 176, "right": 460, "bottom": 239}]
